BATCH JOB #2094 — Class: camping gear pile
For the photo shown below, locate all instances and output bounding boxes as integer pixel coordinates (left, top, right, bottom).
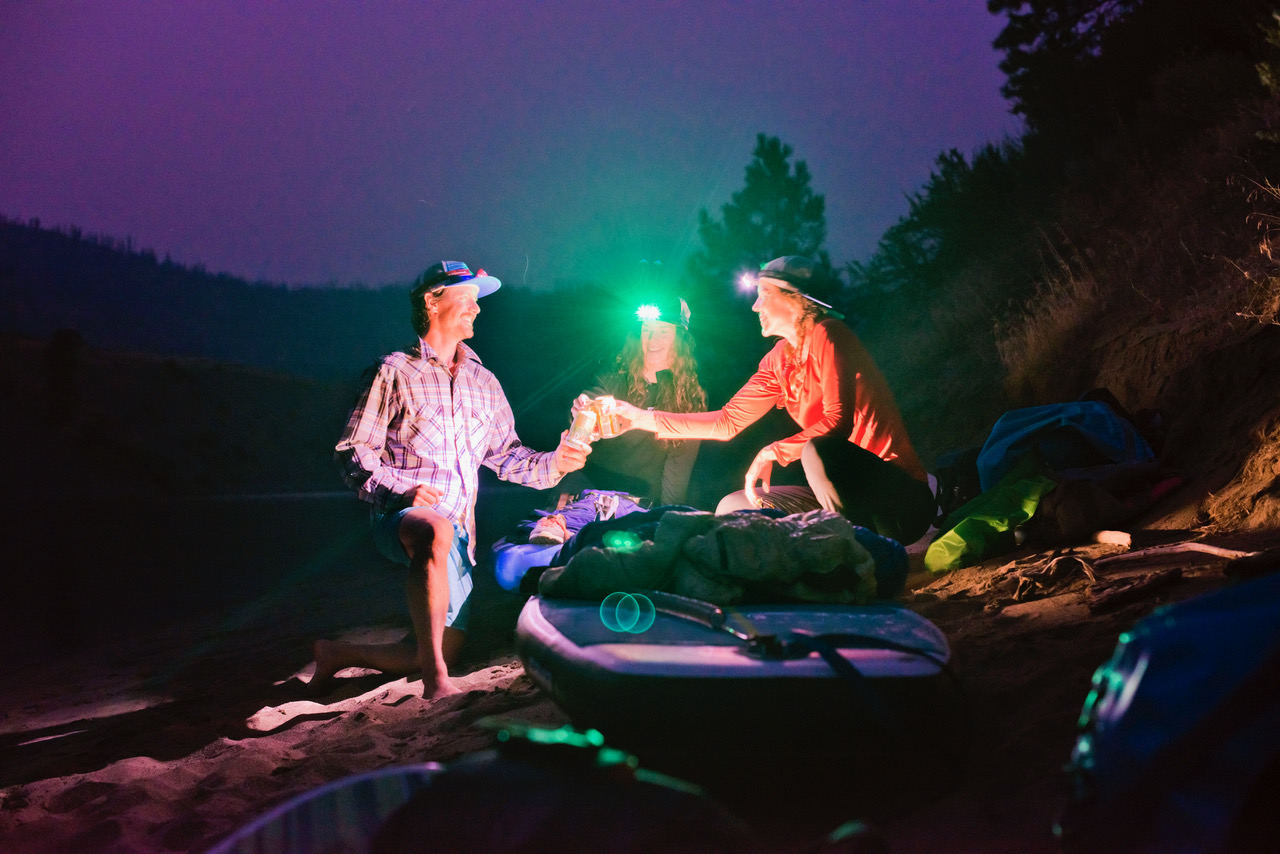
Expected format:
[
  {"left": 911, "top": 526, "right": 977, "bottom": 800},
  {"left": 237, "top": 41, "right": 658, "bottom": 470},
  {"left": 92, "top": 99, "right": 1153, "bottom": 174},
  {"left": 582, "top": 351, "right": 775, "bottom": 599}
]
[{"left": 925, "top": 391, "right": 1180, "bottom": 574}]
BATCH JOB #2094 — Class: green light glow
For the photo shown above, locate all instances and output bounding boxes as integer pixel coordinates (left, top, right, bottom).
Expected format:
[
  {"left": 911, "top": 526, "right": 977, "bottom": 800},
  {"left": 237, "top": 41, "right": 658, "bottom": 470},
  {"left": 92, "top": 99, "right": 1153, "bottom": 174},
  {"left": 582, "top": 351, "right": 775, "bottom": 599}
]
[{"left": 602, "top": 530, "right": 642, "bottom": 553}]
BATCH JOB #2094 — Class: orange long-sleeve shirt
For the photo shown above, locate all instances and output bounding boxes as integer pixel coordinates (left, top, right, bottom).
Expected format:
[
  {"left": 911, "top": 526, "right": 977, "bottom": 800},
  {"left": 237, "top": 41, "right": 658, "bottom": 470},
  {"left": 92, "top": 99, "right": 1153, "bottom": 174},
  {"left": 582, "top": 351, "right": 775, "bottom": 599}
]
[{"left": 653, "top": 320, "right": 926, "bottom": 482}]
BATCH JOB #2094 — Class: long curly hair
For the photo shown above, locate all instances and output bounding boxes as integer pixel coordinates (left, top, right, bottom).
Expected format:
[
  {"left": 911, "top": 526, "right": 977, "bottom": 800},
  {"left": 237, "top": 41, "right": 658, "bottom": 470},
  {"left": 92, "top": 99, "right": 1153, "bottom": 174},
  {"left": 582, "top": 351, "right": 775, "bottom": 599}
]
[
  {"left": 775, "top": 291, "right": 828, "bottom": 403},
  {"left": 614, "top": 325, "right": 706, "bottom": 415}
]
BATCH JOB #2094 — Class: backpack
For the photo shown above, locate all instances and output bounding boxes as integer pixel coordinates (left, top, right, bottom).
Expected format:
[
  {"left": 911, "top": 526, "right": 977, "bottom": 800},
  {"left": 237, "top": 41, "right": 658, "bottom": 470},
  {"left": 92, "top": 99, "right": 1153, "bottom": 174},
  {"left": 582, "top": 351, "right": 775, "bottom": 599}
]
[
  {"left": 1057, "top": 572, "right": 1280, "bottom": 853},
  {"left": 976, "top": 399, "right": 1154, "bottom": 493}
]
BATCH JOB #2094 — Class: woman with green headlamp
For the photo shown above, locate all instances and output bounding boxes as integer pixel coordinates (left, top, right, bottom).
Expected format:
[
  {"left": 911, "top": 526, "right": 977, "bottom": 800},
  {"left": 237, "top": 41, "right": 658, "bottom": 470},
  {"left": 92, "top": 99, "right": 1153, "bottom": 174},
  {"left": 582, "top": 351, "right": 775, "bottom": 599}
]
[{"left": 571, "top": 295, "right": 706, "bottom": 506}]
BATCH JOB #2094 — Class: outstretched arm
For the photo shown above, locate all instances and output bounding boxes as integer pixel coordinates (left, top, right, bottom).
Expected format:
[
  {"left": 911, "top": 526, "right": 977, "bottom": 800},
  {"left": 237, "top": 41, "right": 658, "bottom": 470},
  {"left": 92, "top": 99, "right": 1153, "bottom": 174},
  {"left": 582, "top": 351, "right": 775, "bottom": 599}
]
[
  {"left": 611, "top": 361, "right": 782, "bottom": 442},
  {"left": 483, "top": 381, "right": 586, "bottom": 487},
  {"left": 611, "top": 399, "right": 659, "bottom": 432}
]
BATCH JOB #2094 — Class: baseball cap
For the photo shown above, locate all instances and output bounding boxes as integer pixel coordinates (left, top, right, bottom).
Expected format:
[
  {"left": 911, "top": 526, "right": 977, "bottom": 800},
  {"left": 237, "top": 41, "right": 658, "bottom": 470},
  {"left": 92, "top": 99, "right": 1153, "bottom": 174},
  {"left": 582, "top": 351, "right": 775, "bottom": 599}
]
[
  {"left": 754, "top": 255, "right": 844, "bottom": 319},
  {"left": 411, "top": 261, "right": 501, "bottom": 298}
]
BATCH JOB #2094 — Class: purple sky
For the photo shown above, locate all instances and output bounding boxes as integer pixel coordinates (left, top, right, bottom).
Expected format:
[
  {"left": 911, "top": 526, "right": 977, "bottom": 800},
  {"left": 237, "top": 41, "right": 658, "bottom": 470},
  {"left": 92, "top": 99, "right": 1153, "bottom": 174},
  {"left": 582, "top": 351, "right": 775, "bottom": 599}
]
[{"left": 1, "top": 1, "right": 1022, "bottom": 288}]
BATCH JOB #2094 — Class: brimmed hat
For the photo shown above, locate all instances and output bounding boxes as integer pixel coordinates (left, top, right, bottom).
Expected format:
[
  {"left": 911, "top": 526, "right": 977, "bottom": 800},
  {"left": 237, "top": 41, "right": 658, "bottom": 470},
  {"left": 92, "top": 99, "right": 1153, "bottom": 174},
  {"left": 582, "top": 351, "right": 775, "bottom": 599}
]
[
  {"left": 635, "top": 296, "right": 690, "bottom": 329},
  {"left": 411, "top": 261, "right": 501, "bottom": 299},
  {"left": 756, "top": 255, "right": 838, "bottom": 313}
]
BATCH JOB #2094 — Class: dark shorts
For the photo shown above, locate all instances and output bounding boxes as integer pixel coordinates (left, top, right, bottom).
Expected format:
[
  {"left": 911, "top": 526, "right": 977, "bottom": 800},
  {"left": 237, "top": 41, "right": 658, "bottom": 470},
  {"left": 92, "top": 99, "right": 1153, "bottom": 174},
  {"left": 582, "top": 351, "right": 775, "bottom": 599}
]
[{"left": 718, "top": 437, "right": 935, "bottom": 545}]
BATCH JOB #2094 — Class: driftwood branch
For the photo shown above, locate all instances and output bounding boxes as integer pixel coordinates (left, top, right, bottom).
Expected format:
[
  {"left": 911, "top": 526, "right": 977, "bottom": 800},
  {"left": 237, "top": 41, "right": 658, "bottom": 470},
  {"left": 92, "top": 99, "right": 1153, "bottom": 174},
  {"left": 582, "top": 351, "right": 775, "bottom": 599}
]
[{"left": 1088, "top": 567, "right": 1183, "bottom": 613}]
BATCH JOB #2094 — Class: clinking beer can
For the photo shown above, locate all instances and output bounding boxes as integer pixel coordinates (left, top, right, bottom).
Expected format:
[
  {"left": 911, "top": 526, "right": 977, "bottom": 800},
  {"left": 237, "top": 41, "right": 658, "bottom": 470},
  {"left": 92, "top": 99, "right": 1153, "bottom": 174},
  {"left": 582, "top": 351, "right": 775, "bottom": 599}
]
[
  {"left": 593, "top": 396, "right": 623, "bottom": 439},
  {"left": 565, "top": 407, "right": 597, "bottom": 451}
]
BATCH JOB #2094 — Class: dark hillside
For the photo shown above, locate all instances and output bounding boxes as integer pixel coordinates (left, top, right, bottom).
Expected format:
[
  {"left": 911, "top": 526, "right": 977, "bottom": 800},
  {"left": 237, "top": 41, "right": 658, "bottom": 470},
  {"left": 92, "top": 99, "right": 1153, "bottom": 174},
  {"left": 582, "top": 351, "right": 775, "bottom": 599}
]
[
  {"left": 0, "top": 333, "right": 353, "bottom": 497},
  {"left": 839, "top": 4, "right": 1280, "bottom": 538},
  {"left": 0, "top": 218, "right": 405, "bottom": 381},
  {"left": 0, "top": 221, "right": 781, "bottom": 507},
  {"left": 992, "top": 96, "right": 1280, "bottom": 531}
]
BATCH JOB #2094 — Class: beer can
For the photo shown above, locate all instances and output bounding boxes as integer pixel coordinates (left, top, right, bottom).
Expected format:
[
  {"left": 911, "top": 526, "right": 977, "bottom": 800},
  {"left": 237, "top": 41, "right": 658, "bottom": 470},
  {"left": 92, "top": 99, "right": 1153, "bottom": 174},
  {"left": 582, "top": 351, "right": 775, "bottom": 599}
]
[
  {"left": 593, "top": 396, "right": 623, "bottom": 439},
  {"left": 566, "top": 407, "right": 597, "bottom": 450}
]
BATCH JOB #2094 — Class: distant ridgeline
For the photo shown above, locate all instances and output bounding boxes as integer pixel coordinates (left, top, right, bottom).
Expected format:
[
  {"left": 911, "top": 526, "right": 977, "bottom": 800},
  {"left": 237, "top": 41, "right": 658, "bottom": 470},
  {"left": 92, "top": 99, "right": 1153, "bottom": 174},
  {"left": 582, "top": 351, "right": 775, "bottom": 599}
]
[
  {"left": 0, "top": 216, "right": 693, "bottom": 453},
  {"left": 0, "top": 215, "right": 410, "bottom": 381}
]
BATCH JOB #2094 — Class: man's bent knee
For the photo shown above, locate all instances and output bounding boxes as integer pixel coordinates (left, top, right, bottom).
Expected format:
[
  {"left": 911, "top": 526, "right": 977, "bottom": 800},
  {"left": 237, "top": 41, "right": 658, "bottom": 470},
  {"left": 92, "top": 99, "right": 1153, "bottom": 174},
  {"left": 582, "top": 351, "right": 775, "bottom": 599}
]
[{"left": 398, "top": 507, "right": 455, "bottom": 562}]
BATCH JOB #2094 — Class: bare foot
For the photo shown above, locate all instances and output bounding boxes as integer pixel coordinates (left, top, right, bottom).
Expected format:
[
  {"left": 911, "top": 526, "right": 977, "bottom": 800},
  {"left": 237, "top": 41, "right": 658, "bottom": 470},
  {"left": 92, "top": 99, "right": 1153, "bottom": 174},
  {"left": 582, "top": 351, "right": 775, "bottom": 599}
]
[
  {"left": 424, "top": 674, "right": 464, "bottom": 701},
  {"left": 309, "top": 639, "right": 342, "bottom": 695}
]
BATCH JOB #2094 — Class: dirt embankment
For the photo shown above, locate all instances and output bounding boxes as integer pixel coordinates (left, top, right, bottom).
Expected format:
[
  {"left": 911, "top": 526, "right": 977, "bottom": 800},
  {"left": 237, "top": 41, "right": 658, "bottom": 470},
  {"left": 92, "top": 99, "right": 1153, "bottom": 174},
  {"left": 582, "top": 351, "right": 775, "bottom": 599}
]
[{"left": 1082, "top": 307, "right": 1280, "bottom": 531}]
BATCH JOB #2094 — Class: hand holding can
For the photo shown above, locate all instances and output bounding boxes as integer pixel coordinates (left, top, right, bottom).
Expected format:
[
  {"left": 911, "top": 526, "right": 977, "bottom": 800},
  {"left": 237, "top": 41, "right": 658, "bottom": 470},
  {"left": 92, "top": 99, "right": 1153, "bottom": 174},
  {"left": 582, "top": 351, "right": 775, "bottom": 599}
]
[
  {"left": 592, "top": 396, "right": 624, "bottom": 439},
  {"left": 565, "top": 407, "right": 598, "bottom": 451}
]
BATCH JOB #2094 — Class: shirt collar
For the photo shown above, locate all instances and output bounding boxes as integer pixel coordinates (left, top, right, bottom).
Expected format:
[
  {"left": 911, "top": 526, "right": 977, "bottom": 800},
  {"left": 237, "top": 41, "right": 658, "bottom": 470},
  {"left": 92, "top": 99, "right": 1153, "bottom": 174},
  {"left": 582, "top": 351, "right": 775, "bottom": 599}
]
[{"left": 416, "top": 338, "right": 483, "bottom": 368}]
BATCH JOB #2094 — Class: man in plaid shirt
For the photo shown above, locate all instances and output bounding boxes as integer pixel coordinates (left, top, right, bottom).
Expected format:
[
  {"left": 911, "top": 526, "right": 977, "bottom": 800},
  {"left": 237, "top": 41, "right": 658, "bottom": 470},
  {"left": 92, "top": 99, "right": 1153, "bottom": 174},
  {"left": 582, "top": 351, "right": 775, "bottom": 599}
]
[{"left": 315, "top": 261, "right": 588, "bottom": 699}]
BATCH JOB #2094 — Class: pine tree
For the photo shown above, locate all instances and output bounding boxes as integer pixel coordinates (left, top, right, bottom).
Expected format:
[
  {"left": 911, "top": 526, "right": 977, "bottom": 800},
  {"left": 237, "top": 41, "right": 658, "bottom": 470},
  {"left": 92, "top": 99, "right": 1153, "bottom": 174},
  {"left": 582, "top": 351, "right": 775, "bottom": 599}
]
[{"left": 683, "top": 134, "right": 838, "bottom": 307}]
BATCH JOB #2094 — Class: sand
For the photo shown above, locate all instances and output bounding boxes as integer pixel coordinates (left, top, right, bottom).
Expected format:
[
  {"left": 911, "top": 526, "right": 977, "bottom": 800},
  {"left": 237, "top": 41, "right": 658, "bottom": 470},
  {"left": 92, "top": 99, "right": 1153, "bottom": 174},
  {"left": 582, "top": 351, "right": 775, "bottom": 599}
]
[{"left": 1, "top": 484, "right": 1271, "bottom": 854}]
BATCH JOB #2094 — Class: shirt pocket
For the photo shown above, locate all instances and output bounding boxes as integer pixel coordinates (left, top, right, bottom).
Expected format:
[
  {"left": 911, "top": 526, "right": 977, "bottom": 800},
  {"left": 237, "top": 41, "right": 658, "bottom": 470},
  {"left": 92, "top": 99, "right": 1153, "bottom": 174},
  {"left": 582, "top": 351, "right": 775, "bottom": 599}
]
[
  {"left": 406, "top": 403, "right": 447, "bottom": 456},
  {"left": 465, "top": 407, "right": 492, "bottom": 453}
]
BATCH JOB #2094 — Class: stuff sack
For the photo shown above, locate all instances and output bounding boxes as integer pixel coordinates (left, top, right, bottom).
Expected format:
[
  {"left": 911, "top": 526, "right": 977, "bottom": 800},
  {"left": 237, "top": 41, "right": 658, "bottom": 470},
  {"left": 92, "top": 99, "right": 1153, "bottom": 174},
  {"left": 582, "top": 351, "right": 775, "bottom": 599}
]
[
  {"left": 539, "top": 509, "right": 889, "bottom": 605},
  {"left": 976, "top": 400, "right": 1154, "bottom": 493},
  {"left": 1057, "top": 571, "right": 1280, "bottom": 853},
  {"left": 924, "top": 452, "right": 1058, "bottom": 574}
]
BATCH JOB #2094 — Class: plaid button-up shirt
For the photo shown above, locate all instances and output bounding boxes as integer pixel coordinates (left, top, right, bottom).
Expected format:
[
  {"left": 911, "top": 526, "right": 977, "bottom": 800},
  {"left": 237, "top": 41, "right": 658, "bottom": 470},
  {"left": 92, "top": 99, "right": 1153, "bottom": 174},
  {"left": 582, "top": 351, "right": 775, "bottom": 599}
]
[{"left": 335, "top": 339, "right": 562, "bottom": 561}]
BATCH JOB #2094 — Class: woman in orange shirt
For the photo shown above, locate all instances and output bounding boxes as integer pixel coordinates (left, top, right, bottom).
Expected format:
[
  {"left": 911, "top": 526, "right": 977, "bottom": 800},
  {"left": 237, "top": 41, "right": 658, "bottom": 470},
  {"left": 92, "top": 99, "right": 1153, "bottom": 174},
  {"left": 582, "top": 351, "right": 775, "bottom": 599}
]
[{"left": 614, "top": 255, "right": 934, "bottom": 545}]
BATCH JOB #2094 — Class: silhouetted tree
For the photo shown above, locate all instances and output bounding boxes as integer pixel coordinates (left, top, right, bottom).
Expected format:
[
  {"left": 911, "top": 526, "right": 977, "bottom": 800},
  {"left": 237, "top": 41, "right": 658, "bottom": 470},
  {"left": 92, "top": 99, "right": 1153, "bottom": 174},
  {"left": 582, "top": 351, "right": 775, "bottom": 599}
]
[
  {"left": 989, "top": 0, "right": 1137, "bottom": 139},
  {"left": 684, "top": 134, "right": 838, "bottom": 307},
  {"left": 848, "top": 142, "right": 1034, "bottom": 304},
  {"left": 672, "top": 135, "right": 841, "bottom": 493},
  {"left": 844, "top": 0, "right": 1277, "bottom": 337},
  {"left": 990, "top": 0, "right": 1273, "bottom": 165}
]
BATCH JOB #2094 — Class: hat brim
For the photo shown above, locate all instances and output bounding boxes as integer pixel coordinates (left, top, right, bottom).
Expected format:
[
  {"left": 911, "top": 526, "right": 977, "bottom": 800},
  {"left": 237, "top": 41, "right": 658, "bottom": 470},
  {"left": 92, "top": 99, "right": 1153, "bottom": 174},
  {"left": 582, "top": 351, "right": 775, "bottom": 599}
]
[
  {"left": 433, "top": 274, "right": 501, "bottom": 298},
  {"left": 759, "top": 275, "right": 844, "bottom": 320},
  {"left": 470, "top": 274, "right": 501, "bottom": 298},
  {"left": 760, "top": 275, "right": 830, "bottom": 308}
]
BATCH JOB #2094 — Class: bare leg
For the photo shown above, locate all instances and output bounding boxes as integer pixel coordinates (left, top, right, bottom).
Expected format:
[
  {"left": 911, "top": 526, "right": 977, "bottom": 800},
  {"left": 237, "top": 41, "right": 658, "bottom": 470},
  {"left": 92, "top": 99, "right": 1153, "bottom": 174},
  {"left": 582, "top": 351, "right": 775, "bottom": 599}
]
[
  {"left": 311, "top": 628, "right": 465, "bottom": 695},
  {"left": 311, "top": 637, "right": 417, "bottom": 694},
  {"left": 715, "top": 490, "right": 755, "bottom": 514},
  {"left": 400, "top": 508, "right": 465, "bottom": 699},
  {"left": 715, "top": 485, "right": 821, "bottom": 516},
  {"left": 311, "top": 507, "right": 467, "bottom": 699}
]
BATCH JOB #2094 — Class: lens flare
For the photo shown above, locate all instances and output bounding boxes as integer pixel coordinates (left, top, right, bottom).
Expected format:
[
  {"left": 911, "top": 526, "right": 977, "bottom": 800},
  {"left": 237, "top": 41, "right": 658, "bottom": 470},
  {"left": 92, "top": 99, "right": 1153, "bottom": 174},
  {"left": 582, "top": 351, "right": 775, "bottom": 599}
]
[{"left": 599, "top": 592, "right": 656, "bottom": 633}]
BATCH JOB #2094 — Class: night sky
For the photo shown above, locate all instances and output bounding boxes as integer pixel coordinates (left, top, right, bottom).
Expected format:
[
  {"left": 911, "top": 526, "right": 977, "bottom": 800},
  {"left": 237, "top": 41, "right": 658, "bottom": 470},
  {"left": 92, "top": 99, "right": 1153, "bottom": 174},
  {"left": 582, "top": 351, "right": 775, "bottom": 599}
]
[{"left": 2, "top": 1, "right": 1022, "bottom": 288}]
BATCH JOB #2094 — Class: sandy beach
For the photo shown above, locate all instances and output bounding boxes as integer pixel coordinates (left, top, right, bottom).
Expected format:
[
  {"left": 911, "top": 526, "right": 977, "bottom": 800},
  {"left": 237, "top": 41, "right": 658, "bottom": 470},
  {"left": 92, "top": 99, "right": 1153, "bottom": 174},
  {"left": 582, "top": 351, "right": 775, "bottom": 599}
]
[{"left": 1, "top": 482, "right": 1268, "bottom": 853}]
